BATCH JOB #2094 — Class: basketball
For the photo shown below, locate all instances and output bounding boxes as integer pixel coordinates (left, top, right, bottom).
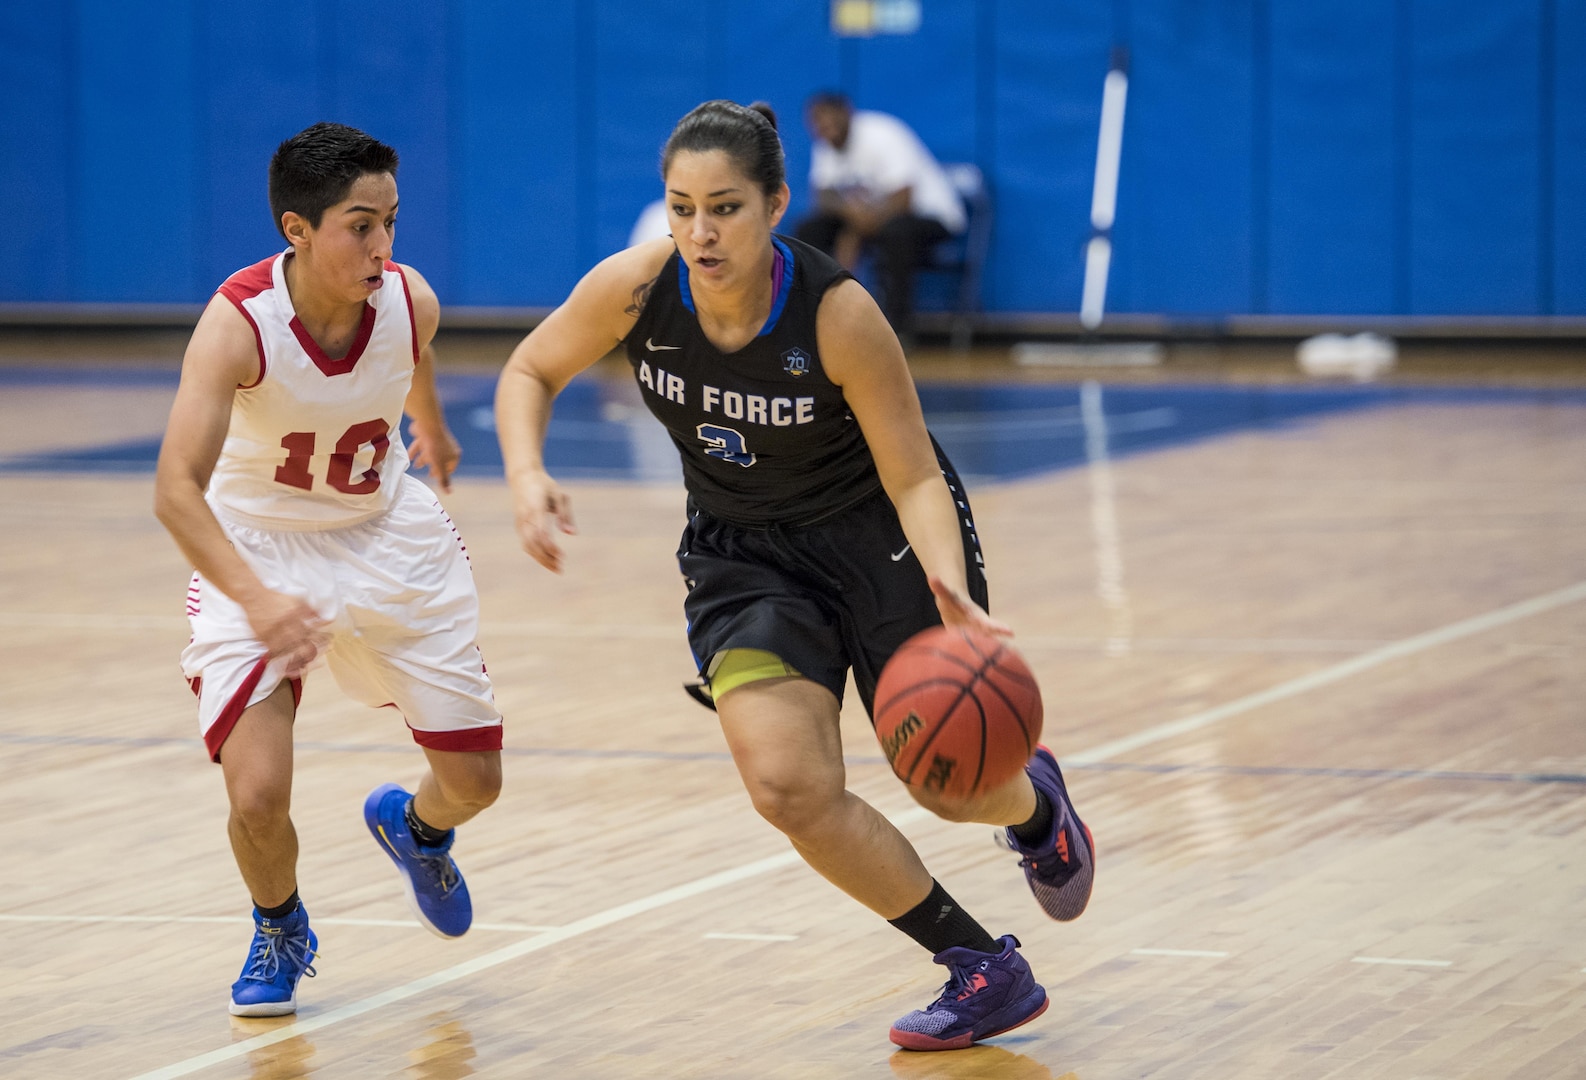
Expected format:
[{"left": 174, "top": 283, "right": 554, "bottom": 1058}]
[{"left": 873, "top": 626, "right": 1043, "bottom": 800}]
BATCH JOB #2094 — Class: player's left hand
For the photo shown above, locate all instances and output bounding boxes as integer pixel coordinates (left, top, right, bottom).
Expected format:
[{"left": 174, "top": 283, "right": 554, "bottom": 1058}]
[
  {"left": 928, "top": 575, "right": 1013, "bottom": 638},
  {"left": 408, "top": 419, "right": 462, "bottom": 492}
]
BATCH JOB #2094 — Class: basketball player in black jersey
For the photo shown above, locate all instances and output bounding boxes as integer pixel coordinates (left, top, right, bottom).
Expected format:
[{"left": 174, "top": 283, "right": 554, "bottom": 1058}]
[{"left": 496, "top": 100, "right": 1095, "bottom": 1051}]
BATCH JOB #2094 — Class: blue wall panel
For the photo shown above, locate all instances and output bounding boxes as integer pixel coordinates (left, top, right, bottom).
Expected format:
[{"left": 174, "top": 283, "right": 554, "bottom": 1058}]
[
  {"left": 319, "top": 1, "right": 453, "bottom": 296},
  {"left": 1114, "top": 0, "right": 1257, "bottom": 315},
  {"left": 0, "top": 0, "right": 1576, "bottom": 319},
  {"left": 76, "top": 0, "right": 199, "bottom": 301},
  {"left": 851, "top": 0, "right": 978, "bottom": 165},
  {"left": 196, "top": 3, "right": 324, "bottom": 288},
  {"left": 454, "top": 2, "right": 580, "bottom": 305},
  {"left": 718, "top": 3, "right": 842, "bottom": 226},
  {"left": 990, "top": 1, "right": 1110, "bottom": 313},
  {"left": 591, "top": 4, "right": 713, "bottom": 262},
  {"left": 0, "top": 3, "right": 73, "bottom": 300},
  {"left": 1407, "top": 2, "right": 1543, "bottom": 314},
  {"left": 1555, "top": 0, "right": 1586, "bottom": 313},
  {"left": 1266, "top": 1, "right": 1397, "bottom": 314}
]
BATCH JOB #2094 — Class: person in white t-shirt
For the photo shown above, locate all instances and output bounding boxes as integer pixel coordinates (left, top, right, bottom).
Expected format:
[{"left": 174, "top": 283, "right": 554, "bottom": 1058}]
[{"left": 794, "top": 91, "right": 965, "bottom": 339}]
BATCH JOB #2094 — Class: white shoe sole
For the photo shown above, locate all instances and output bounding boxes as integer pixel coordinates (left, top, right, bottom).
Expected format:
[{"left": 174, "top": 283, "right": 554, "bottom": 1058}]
[{"left": 229, "top": 995, "right": 296, "bottom": 1017}]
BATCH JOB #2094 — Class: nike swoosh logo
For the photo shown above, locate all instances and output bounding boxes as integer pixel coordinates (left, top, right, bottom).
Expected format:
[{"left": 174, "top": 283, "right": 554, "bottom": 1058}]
[
  {"left": 890, "top": 545, "right": 911, "bottom": 561},
  {"left": 646, "top": 338, "right": 681, "bottom": 351}
]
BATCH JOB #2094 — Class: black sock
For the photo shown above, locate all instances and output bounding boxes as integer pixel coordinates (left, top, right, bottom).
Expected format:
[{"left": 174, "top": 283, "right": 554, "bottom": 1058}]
[
  {"left": 888, "top": 880, "right": 1001, "bottom": 956},
  {"left": 1010, "top": 787, "right": 1054, "bottom": 847},
  {"left": 404, "top": 799, "right": 450, "bottom": 847},
  {"left": 256, "top": 890, "right": 300, "bottom": 921}
]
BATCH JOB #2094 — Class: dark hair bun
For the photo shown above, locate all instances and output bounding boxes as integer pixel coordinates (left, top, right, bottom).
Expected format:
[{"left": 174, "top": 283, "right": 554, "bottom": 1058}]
[{"left": 747, "top": 101, "right": 778, "bottom": 132}]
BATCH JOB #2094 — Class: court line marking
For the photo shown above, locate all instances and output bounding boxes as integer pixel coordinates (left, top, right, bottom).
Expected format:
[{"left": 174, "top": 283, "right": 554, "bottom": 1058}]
[
  {"left": 127, "top": 580, "right": 1585, "bottom": 1078},
  {"left": 0, "top": 914, "right": 553, "bottom": 933},
  {"left": 1068, "top": 579, "right": 1586, "bottom": 764},
  {"left": 703, "top": 932, "right": 800, "bottom": 942},
  {"left": 1131, "top": 948, "right": 1229, "bottom": 958},
  {"left": 126, "top": 810, "right": 929, "bottom": 1080},
  {"left": 1352, "top": 957, "right": 1453, "bottom": 968}
]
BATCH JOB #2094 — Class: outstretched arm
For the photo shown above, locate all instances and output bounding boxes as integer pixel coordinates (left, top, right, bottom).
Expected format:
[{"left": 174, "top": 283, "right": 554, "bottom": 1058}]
[
  {"left": 153, "top": 297, "right": 326, "bottom": 674},
  {"left": 495, "top": 238, "right": 674, "bottom": 572},
  {"left": 818, "top": 279, "right": 1010, "bottom": 637}
]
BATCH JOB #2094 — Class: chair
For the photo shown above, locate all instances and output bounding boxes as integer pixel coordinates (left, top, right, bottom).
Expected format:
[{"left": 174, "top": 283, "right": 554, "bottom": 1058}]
[{"left": 921, "top": 163, "right": 993, "bottom": 350}]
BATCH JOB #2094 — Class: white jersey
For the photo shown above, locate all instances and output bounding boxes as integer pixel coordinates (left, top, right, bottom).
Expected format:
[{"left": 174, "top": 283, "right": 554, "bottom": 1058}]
[{"left": 209, "top": 251, "right": 418, "bottom": 530}]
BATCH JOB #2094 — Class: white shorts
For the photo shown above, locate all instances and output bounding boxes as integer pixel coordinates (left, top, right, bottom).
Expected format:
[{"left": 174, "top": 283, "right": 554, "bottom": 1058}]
[{"left": 182, "top": 474, "right": 502, "bottom": 761}]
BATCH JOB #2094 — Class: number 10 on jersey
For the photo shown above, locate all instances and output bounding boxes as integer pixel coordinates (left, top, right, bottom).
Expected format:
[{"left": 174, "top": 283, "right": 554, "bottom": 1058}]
[{"left": 274, "top": 419, "right": 391, "bottom": 494}]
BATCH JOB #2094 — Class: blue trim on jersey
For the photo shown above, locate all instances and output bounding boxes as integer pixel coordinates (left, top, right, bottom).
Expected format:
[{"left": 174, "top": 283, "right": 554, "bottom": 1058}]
[
  {"left": 759, "top": 237, "right": 795, "bottom": 337},
  {"left": 673, "top": 237, "right": 795, "bottom": 336},
  {"left": 677, "top": 256, "right": 695, "bottom": 314}
]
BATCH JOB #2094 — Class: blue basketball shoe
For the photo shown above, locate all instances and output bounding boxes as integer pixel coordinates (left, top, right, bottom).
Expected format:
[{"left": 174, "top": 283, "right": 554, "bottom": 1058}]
[
  {"left": 1002, "top": 746, "right": 1095, "bottom": 921},
  {"left": 363, "top": 783, "right": 472, "bottom": 938},
  {"left": 890, "top": 935, "right": 1049, "bottom": 1051},
  {"left": 229, "top": 905, "right": 318, "bottom": 1017}
]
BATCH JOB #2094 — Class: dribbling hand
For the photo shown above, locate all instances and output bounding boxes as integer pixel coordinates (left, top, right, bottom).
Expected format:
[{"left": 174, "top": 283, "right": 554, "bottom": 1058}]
[
  {"left": 512, "top": 471, "right": 577, "bottom": 573},
  {"left": 928, "top": 575, "right": 1013, "bottom": 638},
  {"left": 245, "top": 590, "right": 328, "bottom": 679}
]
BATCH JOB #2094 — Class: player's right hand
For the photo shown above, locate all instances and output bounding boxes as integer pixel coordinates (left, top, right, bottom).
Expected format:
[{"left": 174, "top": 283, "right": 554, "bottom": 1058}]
[
  {"left": 244, "top": 590, "right": 328, "bottom": 678},
  {"left": 512, "top": 470, "right": 577, "bottom": 573}
]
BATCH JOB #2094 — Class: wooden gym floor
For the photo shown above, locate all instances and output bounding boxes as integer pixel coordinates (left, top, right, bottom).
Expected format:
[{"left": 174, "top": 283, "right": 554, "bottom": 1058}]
[{"left": 1, "top": 336, "right": 1583, "bottom": 1079}]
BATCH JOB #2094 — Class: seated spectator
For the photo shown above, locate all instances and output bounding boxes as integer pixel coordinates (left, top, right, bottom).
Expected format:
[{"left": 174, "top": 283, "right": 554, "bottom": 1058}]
[{"left": 795, "top": 91, "right": 966, "bottom": 339}]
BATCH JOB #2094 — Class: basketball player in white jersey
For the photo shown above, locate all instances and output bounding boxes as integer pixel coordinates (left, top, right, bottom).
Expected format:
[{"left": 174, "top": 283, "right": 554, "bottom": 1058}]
[{"left": 154, "top": 122, "right": 503, "bottom": 1016}]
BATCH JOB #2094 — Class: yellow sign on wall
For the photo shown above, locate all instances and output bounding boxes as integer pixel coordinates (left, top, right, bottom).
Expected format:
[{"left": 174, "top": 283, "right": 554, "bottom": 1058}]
[{"left": 831, "top": 0, "right": 922, "bottom": 37}]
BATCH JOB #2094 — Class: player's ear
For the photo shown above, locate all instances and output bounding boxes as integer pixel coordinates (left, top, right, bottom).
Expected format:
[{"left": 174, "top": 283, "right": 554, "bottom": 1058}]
[
  {"left": 767, "top": 181, "right": 791, "bottom": 229},
  {"left": 280, "top": 211, "right": 312, "bottom": 251}
]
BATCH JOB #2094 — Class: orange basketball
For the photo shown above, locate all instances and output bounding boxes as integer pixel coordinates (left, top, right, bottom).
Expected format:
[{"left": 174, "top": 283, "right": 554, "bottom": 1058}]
[{"left": 873, "top": 626, "right": 1043, "bottom": 800}]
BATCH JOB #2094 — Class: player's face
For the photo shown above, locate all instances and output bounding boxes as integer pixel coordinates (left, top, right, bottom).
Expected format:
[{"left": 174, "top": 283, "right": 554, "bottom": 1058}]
[
  {"left": 290, "top": 171, "right": 399, "bottom": 302},
  {"left": 664, "top": 150, "right": 788, "bottom": 290}
]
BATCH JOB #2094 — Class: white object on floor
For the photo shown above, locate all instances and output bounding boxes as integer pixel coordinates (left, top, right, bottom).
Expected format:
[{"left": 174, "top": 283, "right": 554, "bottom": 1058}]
[{"left": 1296, "top": 332, "right": 1397, "bottom": 381}]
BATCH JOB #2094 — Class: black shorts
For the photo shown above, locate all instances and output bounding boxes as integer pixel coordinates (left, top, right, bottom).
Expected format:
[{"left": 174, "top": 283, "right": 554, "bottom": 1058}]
[{"left": 677, "top": 456, "right": 988, "bottom": 719}]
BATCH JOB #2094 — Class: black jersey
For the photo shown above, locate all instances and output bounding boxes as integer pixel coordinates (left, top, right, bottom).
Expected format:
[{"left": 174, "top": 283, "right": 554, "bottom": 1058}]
[{"left": 623, "top": 234, "right": 882, "bottom": 527}]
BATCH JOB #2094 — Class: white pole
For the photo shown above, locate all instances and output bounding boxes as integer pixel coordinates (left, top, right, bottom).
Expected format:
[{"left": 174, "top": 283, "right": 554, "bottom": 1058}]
[{"left": 1080, "top": 61, "right": 1129, "bottom": 330}]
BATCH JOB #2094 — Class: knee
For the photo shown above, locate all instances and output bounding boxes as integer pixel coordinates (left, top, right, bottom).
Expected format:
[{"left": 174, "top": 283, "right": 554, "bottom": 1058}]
[
  {"left": 743, "top": 770, "right": 842, "bottom": 841},
  {"left": 905, "top": 784, "right": 980, "bottom": 823},
  {"left": 229, "top": 781, "right": 292, "bottom": 836},
  {"left": 436, "top": 754, "right": 502, "bottom": 813}
]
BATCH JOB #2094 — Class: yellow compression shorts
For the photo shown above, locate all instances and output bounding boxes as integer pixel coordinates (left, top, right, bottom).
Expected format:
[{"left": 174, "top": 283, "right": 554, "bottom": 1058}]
[{"left": 707, "top": 648, "right": 802, "bottom": 702}]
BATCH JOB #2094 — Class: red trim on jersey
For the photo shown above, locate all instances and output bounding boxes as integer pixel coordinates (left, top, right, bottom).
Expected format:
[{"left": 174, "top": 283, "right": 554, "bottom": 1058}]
[
  {"left": 409, "top": 724, "right": 503, "bottom": 753},
  {"left": 390, "top": 261, "right": 421, "bottom": 366},
  {"left": 290, "top": 301, "right": 377, "bottom": 378},
  {"left": 196, "top": 657, "right": 303, "bottom": 762},
  {"left": 216, "top": 256, "right": 276, "bottom": 389}
]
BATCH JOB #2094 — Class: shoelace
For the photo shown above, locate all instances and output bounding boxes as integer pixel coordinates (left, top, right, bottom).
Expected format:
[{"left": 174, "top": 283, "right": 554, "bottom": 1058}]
[
  {"left": 414, "top": 849, "right": 461, "bottom": 896},
  {"left": 929, "top": 958, "right": 989, "bottom": 1009},
  {"left": 239, "top": 929, "right": 318, "bottom": 984}
]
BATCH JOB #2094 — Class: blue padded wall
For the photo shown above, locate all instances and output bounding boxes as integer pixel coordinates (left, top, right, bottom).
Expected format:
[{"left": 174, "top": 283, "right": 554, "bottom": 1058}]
[
  {"left": 1554, "top": 0, "right": 1586, "bottom": 314},
  {"left": 989, "top": 1, "right": 1111, "bottom": 313},
  {"left": 0, "top": 0, "right": 1578, "bottom": 318},
  {"left": 197, "top": 3, "right": 324, "bottom": 286},
  {"left": 0, "top": 2, "right": 73, "bottom": 300},
  {"left": 453, "top": 2, "right": 580, "bottom": 305},
  {"left": 1265, "top": 1, "right": 1397, "bottom": 315},
  {"left": 76, "top": 0, "right": 199, "bottom": 301},
  {"left": 1112, "top": 2, "right": 1258, "bottom": 316},
  {"left": 1407, "top": 2, "right": 1545, "bottom": 314}
]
